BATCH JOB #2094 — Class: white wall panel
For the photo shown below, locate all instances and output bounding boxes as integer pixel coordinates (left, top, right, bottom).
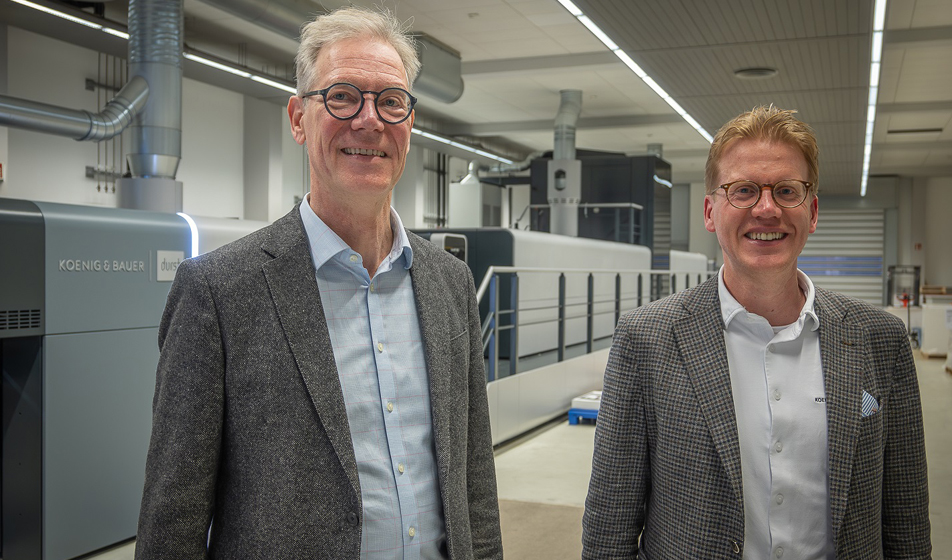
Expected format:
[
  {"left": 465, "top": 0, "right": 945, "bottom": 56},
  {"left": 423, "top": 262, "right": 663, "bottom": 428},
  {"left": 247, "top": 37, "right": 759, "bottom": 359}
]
[{"left": 179, "top": 78, "right": 244, "bottom": 218}]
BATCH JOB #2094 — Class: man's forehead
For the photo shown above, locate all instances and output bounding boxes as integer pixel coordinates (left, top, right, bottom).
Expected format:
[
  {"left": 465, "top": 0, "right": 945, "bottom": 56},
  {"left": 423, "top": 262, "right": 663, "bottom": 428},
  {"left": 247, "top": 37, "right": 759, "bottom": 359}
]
[
  {"left": 716, "top": 138, "right": 808, "bottom": 179},
  {"left": 317, "top": 38, "right": 408, "bottom": 88},
  {"left": 721, "top": 138, "right": 804, "bottom": 161}
]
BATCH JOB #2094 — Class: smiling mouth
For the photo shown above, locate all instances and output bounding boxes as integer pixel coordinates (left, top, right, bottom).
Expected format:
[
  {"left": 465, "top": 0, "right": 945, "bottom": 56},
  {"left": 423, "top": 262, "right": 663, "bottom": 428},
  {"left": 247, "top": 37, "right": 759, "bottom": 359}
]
[
  {"left": 343, "top": 147, "right": 387, "bottom": 157},
  {"left": 746, "top": 232, "right": 786, "bottom": 241}
]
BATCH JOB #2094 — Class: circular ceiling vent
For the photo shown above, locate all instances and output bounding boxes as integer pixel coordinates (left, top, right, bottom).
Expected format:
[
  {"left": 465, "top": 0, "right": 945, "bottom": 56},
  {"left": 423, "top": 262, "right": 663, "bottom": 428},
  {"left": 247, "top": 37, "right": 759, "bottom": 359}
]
[{"left": 734, "top": 67, "right": 778, "bottom": 80}]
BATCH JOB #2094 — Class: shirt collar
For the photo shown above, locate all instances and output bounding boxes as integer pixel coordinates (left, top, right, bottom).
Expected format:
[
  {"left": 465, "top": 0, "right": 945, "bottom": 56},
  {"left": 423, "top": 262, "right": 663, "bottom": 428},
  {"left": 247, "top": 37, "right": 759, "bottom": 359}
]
[
  {"left": 298, "top": 194, "right": 413, "bottom": 272},
  {"left": 718, "top": 266, "right": 819, "bottom": 332}
]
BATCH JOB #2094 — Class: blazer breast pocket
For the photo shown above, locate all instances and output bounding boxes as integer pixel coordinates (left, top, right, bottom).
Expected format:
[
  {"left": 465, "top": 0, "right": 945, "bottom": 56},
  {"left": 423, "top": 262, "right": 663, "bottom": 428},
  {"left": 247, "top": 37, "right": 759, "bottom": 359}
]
[
  {"left": 855, "top": 404, "right": 886, "bottom": 482},
  {"left": 447, "top": 328, "right": 469, "bottom": 368}
]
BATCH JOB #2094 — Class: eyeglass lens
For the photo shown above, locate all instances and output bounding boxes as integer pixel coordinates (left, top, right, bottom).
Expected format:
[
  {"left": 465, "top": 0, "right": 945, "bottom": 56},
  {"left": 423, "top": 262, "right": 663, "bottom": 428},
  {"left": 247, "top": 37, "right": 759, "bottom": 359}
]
[
  {"left": 323, "top": 83, "right": 413, "bottom": 123},
  {"left": 727, "top": 181, "right": 807, "bottom": 208}
]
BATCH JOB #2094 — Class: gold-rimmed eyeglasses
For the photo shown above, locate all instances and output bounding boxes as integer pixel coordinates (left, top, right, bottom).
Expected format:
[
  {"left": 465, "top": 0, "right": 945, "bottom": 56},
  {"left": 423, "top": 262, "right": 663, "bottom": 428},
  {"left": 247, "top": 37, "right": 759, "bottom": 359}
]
[{"left": 718, "top": 179, "right": 813, "bottom": 209}]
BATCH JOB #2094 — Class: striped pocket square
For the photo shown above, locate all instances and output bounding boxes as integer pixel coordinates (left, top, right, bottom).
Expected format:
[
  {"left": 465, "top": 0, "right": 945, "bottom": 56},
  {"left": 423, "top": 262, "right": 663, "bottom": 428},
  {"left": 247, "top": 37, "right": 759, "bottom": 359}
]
[{"left": 861, "top": 390, "right": 880, "bottom": 417}]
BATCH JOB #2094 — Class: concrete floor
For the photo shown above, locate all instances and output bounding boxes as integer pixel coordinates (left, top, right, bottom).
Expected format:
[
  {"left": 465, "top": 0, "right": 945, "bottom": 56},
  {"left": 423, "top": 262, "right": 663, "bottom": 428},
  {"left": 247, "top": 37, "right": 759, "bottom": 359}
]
[{"left": 76, "top": 354, "right": 952, "bottom": 560}]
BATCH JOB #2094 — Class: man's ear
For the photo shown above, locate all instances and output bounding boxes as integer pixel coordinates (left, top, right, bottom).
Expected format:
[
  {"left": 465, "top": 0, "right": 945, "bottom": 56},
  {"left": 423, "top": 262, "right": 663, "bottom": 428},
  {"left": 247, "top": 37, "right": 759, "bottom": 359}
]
[
  {"left": 404, "top": 111, "right": 415, "bottom": 156},
  {"left": 704, "top": 195, "right": 717, "bottom": 233},
  {"left": 808, "top": 195, "right": 818, "bottom": 234},
  {"left": 288, "top": 95, "right": 307, "bottom": 146}
]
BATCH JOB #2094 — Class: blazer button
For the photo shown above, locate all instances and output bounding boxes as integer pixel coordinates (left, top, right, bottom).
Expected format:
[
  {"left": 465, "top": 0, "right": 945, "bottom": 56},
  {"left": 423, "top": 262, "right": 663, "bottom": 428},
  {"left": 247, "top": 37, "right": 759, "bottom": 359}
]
[{"left": 347, "top": 512, "right": 359, "bottom": 526}]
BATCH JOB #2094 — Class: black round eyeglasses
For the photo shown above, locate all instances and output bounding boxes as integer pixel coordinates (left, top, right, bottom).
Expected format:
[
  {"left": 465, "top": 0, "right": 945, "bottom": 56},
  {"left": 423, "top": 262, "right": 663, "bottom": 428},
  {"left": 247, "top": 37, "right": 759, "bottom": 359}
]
[{"left": 301, "top": 82, "right": 417, "bottom": 125}]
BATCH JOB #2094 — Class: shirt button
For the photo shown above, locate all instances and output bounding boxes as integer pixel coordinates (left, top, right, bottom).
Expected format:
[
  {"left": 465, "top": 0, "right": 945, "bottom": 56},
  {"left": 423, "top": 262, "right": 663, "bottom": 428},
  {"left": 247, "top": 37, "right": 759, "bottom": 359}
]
[
  {"left": 398, "top": 463, "right": 405, "bottom": 474},
  {"left": 349, "top": 254, "right": 358, "bottom": 263},
  {"left": 387, "top": 401, "right": 394, "bottom": 412},
  {"left": 408, "top": 526, "right": 416, "bottom": 537},
  {"left": 775, "top": 547, "right": 784, "bottom": 558},
  {"left": 773, "top": 390, "right": 782, "bottom": 401},
  {"left": 369, "top": 283, "right": 375, "bottom": 292},
  {"left": 377, "top": 342, "right": 384, "bottom": 352},
  {"left": 767, "top": 344, "right": 774, "bottom": 352},
  {"left": 775, "top": 442, "right": 783, "bottom": 452},
  {"left": 776, "top": 494, "right": 784, "bottom": 505}
]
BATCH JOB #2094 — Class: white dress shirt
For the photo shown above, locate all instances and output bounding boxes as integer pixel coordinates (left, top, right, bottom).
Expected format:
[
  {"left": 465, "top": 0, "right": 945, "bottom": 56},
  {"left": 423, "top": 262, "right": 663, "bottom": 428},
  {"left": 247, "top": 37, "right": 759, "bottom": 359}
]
[{"left": 719, "top": 267, "right": 835, "bottom": 560}]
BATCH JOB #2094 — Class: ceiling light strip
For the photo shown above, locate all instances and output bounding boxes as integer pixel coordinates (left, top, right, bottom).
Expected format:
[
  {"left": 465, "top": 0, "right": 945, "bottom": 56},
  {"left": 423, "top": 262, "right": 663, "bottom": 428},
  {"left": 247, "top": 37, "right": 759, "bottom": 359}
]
[
  {"left": 250, "top": 75, "right": 297, "bottom": 94},
  {"left": 862, "top": 0, "right": 888, "bottom": 196},
  {"left": 411, "top": 129, "right": 514, "bottom": 164},
  {"left": 12, "top": 0, "right": 296, "bottom": 96},
  {"left": 556, "top": 0, "right": 713, "bottom": 143},
  {"left": 10, "top": 0, "right": 102, "bottom": 29},
  {"left": 184, "top": 53, "right": 251, "bottom": 78}
]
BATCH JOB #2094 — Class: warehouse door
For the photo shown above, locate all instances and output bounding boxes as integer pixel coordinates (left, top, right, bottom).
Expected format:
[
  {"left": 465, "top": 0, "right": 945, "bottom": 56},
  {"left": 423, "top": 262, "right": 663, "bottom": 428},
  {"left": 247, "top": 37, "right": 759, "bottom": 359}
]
[{"left": 799, "top": 209, "right": 884, "bottom": 306}]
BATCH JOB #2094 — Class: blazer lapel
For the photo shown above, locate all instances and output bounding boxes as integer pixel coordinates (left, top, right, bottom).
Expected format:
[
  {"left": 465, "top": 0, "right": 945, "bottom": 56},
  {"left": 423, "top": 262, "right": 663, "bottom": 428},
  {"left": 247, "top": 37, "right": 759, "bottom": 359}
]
[
  {"left": 407, "top": 235, "right": 455, "bottom": 485},
  {"left": 815, "top": 290, "right": 863, "bottom": 547},
  {"left": 675, "top": 279, "right": 744, "bottom": 506},
  {"left": 260, "top": 210, "right": 360, "bottom": 496}
]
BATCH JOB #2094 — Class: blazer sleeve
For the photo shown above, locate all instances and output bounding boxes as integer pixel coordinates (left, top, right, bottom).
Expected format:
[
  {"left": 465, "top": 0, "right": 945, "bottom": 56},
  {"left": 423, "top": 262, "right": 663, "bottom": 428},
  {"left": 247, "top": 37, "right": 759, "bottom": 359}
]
[
  {"left": 881, "top": 320, "right": 932, "bottom": 558},
  {"left": 463, "top": 266, "right": 505, "bottom": 560},
  {"left": 135, "top": 258, "right": 223, "bottom": 559},
  {"left": 582, "top": 313, "right": 648, "bottom": 559}
]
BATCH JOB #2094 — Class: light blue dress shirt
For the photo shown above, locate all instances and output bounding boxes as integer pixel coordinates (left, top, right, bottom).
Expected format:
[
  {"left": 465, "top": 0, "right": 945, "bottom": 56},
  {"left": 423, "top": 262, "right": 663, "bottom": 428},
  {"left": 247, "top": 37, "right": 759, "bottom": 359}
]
[{"left": 299, "top": 199, "right": 446, "bottom": 559}]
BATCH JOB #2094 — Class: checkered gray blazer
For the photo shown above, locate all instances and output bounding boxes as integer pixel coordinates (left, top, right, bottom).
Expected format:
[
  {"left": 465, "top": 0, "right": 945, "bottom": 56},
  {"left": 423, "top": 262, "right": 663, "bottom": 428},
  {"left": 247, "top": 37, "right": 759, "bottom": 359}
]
[{"left": 582, "top": 277, "right": 931, "bottom": 559}]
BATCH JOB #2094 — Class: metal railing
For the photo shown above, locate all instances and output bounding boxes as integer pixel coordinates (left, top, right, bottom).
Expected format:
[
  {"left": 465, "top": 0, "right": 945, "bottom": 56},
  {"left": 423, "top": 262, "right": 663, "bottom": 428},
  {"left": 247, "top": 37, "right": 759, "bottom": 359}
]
[{"left": 476, "top": 266, "right": 714, "bottom": 382}]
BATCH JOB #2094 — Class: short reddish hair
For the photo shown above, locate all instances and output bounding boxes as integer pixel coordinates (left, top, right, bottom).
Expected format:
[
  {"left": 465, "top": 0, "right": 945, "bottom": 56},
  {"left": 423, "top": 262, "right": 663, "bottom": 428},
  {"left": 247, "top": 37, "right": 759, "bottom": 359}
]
[{"left": 705, "top": 105, "right": 819, "bottom": 195}]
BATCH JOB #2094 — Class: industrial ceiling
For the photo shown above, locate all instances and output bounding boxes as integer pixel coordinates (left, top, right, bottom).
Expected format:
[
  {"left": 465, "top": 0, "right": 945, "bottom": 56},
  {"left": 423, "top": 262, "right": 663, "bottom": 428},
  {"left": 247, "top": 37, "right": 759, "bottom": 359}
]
[{"left": 2, "top": 0, "right": 950, "bottom": 195}]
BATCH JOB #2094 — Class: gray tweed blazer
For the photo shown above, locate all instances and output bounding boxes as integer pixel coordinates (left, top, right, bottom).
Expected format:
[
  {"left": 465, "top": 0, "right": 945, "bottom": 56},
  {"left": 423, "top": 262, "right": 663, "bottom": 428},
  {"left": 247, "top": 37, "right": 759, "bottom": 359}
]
[
  {"left": 135, "top": 208, "right": 503, "bottom": 559},
  {"left": 582, "top": 277, "right": 931, "bottom": 559}
]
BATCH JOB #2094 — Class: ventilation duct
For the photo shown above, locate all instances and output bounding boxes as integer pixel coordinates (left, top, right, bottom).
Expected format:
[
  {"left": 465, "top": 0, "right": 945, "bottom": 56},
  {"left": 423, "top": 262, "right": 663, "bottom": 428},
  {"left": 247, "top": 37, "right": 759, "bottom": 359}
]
[
  {"left": 413, "top": 34, "right": 464, "bottom": 103},
  {"left": 0, "top": 77, "right": 149, "bottom": 141},
  {"left": 0, "top": 0, "right": 184, "bottom": 212},
  {"left": 115, "top": 0, "right": 184, "bottom": 212},
  {"left": 194, "top": 0, "right": 310, "bottom": 39},
  {"left": 124, "top": 0, "right": 183, "bottom": 180},
  {"left": 548, "top": 90, "right": 582, "bottom": 237},
  {"left": 553, "top": 89, "right": 581, "bottom": 161},
  {"left": 194, "top": 1, "right": 465, "bottom": 103}
]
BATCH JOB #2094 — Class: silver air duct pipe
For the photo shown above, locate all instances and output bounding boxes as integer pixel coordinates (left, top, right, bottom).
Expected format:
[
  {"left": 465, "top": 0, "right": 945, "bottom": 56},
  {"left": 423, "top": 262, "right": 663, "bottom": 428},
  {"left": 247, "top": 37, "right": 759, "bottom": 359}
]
[
  {"left": 124, "top": 0, "right": 182, "bottom": 180},
  {"left": 193, "top": 0, "right": 306, "bottom": 40},
  {"left": 117, "top": 0, "right": 184, "bottom": 212},
  {"left": 196, "top": 0, "right": 466, "bottom": 103},
  {"left": 553, "top": 89, "right": 581, "bottom": 161},
  {"left": 484, "top": 152, "right": 543, "bottom": 174},
  {"left": 465, "top": 151, "right": 543, "bottom": 179},
  {"left": 548, "top": 89, "right": 582, "bottom": 237},
  {"left": 0, "top": 77, "right": 149, "bottom": 141},
  {"left": 0, "top": 0, "right": 183, "bottom": 212}
]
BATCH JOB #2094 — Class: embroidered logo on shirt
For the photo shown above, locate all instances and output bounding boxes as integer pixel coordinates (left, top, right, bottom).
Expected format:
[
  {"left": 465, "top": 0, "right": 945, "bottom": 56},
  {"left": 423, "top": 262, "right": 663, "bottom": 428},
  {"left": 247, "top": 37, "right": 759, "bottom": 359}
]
[{"left": 814, "top": 397, "right": 826, "bottom": 403}]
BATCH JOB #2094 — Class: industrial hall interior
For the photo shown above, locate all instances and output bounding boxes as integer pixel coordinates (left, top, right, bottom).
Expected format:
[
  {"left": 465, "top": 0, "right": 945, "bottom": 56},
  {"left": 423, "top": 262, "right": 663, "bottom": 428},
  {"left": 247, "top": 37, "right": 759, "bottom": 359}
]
[{"left": 1, "top": 0, "right": 950, "bottom": 558}]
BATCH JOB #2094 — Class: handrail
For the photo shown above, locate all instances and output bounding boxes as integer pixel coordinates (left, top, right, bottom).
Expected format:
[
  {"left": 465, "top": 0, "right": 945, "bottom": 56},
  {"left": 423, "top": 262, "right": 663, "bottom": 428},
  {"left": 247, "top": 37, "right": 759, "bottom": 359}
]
[
  {"left": 477, "top": 265, "right": 714, "bottom": 381},
  {"left": 476, "top": 265, "right": 709, "bottom": 305}
]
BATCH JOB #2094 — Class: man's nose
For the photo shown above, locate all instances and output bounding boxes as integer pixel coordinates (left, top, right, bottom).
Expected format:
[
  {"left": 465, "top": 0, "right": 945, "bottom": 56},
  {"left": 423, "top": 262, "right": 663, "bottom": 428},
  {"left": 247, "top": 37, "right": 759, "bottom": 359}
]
[
  {"left": 751, "top": 186, "right": 781, "bottom": 215},
  {"left": 351, "top": 95, "right": 384, "bottom": 129}
]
